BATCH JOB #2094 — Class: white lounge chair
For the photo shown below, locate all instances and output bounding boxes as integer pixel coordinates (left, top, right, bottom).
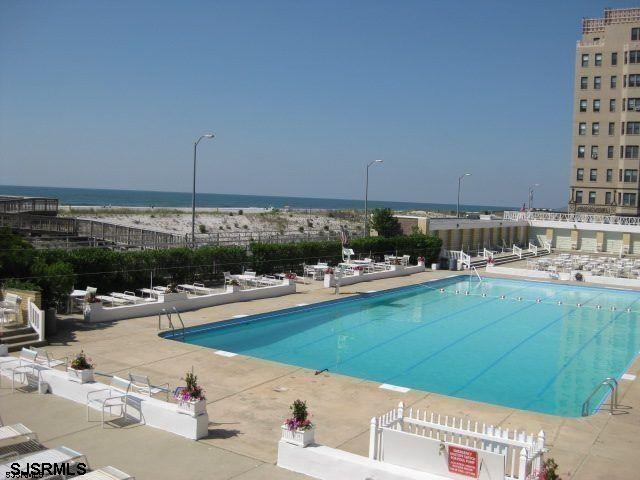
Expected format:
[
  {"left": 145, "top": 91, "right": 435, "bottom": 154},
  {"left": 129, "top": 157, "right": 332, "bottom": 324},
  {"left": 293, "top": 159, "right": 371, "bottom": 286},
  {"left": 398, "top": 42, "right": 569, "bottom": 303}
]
[
  {"left": 86, "top": 376, "right": 132, "bottom": 427},
  {"left": 401, "top": 255, "right": 411, "bottom": 266},
  {"left": 128, "top": 373, "right": 169, "bottom": 401},
  {"left": 34, "top": 348, "right": 68, "bottom": 369},
  {"left": 0, "top": 423, "right": 37, "bottom": 446},
  {"left": 78, "top": 466, "right": 135, "bottom": 480},
  {"left": 0, "top": 446, "right": 88, "bottom": 478}
]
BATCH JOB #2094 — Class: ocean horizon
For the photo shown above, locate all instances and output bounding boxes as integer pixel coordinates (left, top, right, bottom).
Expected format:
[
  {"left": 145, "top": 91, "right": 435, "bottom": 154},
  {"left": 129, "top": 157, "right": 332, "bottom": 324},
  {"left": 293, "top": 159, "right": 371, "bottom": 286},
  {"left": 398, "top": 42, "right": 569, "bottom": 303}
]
[{"left": 0, "top": 184, "right": 515, "bottom": 213}]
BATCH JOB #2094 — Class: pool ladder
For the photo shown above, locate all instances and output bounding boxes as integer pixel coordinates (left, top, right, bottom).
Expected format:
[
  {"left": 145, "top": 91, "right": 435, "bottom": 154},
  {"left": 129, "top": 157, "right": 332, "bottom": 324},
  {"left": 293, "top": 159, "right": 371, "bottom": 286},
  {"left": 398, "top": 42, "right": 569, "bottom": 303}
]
[
  {"left": 581, "top": 377, "right": 619, "bottom": 416},
  {"left": 158, "top": 307, "right": 185, "bottom": 342}
]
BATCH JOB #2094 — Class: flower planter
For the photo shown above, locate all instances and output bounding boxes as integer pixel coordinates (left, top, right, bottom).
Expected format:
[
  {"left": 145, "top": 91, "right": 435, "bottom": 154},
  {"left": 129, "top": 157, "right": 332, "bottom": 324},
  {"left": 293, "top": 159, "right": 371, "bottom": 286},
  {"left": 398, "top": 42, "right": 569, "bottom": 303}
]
[
  {"left": 178, "top": 398, "right": 207, "bottom": 417},
  {"left": 281, "top": 425, "right": 315, "bottom": 447},
  {"left": 0, "top": 344, "right": 8, "bottom": 356},
  {"left": 68, "top": 368, "right": 95, "bottom": 384},
  {"left": 226, "top": 284, "right": 241, "bottom": 293}
]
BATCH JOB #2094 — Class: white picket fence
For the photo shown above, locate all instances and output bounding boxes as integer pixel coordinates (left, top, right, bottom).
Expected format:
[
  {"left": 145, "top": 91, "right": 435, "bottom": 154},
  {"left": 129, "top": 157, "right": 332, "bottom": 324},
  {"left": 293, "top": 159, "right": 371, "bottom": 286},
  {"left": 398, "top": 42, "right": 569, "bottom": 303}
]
[
  {"left": 369, "top": 403, "right": 545, "bottom": 480},
  {"left": 27, "top": 300, "right": 45, "bottom": 341}
]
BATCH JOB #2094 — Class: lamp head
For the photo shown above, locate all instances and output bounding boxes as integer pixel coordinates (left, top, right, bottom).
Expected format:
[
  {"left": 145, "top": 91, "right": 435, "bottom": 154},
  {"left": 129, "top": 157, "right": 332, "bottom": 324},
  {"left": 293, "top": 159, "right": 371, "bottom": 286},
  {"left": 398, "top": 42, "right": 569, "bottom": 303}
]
[
  {"left": 204, "top": 133, "right": 215, "bottom": 139},
  {"left": 375, "top": 159, "right": 383, "bottom": 163}
]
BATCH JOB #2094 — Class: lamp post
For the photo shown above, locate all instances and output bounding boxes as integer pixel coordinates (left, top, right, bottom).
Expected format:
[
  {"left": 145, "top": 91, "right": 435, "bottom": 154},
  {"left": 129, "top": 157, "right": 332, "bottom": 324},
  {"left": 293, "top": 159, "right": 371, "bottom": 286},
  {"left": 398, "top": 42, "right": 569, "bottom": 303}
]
[
  {"left": 456, "top": 173, "right": 472, "bottom": 218},
  {"left": 191, "top": 133, "right": 215, "bottom": 248},
  {"left": 364, "top": 159, "right": 383, "bottom": 236},
  {"left": 528, "top": 184, "right": 540, "bottom": 211}
]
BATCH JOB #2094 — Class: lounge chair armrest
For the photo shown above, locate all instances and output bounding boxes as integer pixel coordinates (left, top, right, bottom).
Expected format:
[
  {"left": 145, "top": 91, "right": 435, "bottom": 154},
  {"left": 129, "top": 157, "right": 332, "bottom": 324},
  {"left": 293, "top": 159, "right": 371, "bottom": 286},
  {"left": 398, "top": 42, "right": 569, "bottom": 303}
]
[{"left": 87, "top": 388, "right": 112, "bottom": 403}]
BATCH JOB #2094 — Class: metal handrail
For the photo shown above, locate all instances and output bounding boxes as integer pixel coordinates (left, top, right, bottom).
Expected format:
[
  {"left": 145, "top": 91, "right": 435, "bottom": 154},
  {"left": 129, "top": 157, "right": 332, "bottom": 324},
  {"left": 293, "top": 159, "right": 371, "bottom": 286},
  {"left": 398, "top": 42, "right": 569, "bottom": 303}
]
[
  {"left": 171, "top": 307, "right": 186, "bottom": 342},
  {"left": 581, "top": 377, "right": 619, "bottom": 416}
]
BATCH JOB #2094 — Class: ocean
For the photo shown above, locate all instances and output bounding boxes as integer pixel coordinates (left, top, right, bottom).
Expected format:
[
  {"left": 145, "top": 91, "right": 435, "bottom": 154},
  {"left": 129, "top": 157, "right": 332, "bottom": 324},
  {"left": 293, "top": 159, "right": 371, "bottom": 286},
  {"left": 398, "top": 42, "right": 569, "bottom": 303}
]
[{"left": 0, "top": 185, "right": 512, "bottom": 212}]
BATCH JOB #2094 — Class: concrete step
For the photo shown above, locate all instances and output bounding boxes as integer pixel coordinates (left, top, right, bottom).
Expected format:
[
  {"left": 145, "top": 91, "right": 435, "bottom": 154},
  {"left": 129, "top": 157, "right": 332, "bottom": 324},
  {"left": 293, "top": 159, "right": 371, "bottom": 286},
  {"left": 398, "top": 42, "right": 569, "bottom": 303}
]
[
  {"left": 6, "top": 339, "right": 47, "bottom": 352},
  {"left": 1, "top": 332, "right": 40, "bottom": 345}
]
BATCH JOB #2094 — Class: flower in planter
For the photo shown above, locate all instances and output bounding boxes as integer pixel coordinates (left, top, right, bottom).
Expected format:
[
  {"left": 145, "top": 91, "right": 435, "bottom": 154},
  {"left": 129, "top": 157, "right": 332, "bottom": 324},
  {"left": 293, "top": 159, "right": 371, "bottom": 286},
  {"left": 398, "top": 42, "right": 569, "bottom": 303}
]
[
  {"left": 418, "top": 256, "right": 425, "bottom": 263},
  {"left": 284, "top": 399, "right": 313, "bottom": 431},
  {"left": 175, "top": 371, "right": 206, "bottom": 402},
  {"left": 325, "top": 268, "right": 334, "bottom": 275},
  {"left": 70, "top": 351, "right": 94, "bottom": 370},
  {"left": 227, "top": 279, "right": 240, "bottom": 286},
  {"left": 284, "top": 272, "right": 297, "bottom": 280}
]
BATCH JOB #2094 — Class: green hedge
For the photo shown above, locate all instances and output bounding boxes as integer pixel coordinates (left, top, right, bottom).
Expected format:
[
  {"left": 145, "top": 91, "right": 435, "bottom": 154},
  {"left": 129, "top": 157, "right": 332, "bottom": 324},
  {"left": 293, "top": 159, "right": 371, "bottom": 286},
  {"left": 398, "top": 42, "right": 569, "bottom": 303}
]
[{"left": 1, "top": 229, "right": 441, "bottom": 308}]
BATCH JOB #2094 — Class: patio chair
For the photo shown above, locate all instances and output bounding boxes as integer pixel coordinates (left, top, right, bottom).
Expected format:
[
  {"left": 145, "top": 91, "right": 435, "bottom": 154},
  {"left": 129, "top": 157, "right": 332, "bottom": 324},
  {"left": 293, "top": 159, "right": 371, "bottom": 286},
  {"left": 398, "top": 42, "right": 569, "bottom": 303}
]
[
  {"left": 0, "top": 348, "right": 47, "bottom": 390},
  {"left": 77, "top": 466, "right": 135, "bottom": 480},
  {"left": 128, "top": 373, "right": 170, "bottom": 401},
  {"left": 401, "top": 255, "right": 411, "bottom": 266},
  {"left": 34, "top": 348, "right": 68, "bottom": 370},
  {"left": 0, "top": 446, "right": 88, "bottom": 478},
  {"left": 86, "top": 376, "right": 132, "bottom": 427},
  {"left": 0, "top": 423, "right": 38, "bottom": 446}
]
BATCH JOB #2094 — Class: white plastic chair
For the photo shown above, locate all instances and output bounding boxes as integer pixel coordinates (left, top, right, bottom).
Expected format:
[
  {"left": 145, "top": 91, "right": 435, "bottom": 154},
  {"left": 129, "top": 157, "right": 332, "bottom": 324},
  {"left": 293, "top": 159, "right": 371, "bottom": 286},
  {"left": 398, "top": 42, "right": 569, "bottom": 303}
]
[
  {"left": 76, "top": 466, "right": 135, "bottom": 479},
  {"left": 86, "top": 376, "right": 132, "bottom": 427},
  {"left": 128, "top": 373, "right": 169, "bottom": 401},
  {"left": 0, "top": 446, "right": 87, "bottom": 478}
]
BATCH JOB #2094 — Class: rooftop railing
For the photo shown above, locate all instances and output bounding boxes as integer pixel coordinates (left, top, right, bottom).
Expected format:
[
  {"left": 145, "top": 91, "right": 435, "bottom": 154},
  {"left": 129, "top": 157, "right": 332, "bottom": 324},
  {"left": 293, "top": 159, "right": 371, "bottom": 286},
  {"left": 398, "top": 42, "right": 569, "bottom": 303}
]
[{"left": 503, "top": 210, "right": 640, "bottom": 226}]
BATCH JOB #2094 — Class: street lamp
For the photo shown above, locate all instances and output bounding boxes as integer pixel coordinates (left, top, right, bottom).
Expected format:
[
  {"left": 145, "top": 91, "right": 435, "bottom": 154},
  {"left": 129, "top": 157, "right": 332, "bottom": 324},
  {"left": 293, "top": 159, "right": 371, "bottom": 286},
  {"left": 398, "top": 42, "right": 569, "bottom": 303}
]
[
  {"left": 191, "top": 133, "right": 215, "bottom": 247},
  {"left": 364, "top": 159, "right": 383, "bottom": 236},
  {"left": 528, "top": 184, "right": 540, "bottom": 211},
  {"left": 456, "top": 173, "right": 472, "bottom": 218}
]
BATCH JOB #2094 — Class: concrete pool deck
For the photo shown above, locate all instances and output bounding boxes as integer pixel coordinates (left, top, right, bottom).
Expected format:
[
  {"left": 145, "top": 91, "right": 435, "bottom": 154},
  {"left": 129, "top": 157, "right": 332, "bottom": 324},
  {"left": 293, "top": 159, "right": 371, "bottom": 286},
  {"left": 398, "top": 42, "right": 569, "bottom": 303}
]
[{"left": 3, "top": 270, "right": 640, "bottom": 479}]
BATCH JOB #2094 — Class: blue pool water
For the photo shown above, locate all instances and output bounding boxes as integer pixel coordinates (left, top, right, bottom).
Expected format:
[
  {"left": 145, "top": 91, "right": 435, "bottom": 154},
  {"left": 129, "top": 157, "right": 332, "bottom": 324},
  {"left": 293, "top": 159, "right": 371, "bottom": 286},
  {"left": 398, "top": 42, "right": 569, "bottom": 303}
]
[{"left": 164, "top": 276, "right": 640, "bottom": 417}]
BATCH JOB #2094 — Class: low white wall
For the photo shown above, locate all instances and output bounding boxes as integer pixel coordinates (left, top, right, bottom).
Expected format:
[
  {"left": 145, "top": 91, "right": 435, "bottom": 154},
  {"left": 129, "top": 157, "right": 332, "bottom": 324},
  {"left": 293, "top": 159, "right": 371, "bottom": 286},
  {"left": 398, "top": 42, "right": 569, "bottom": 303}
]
[
  {"left": 323, "top": 264, "right": 426, "bottom": 288},
  {"left": 486, "top": 265, "right": 571, "bottom": 281},
  {"left": 487, "top": 265, "right": 640, "bottom": 289},
  {"left": 86, "top": 281, "right": 296, "bottom": 322},
  {"left": 0, "top": 357, "right": 208, "bottom": 440},
  {"left": 277, "top": 441, "right": 446, "bottom": 480}
]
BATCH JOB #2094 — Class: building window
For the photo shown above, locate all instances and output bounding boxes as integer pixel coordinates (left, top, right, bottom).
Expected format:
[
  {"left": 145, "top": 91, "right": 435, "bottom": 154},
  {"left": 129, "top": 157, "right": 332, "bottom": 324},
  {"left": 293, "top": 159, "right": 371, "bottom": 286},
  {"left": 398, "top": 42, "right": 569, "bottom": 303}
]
[
  {"left": 581, "top": 76, "right": 588, "bottom": 89},
  {"left": 578, "top": 145, "right": 585, "bottom": 158},
  {"left": 633, "top": 27, "right": 640, "bottom": 41},
  {"left": 609, "top": 122, "right": 615, "bottom": 135},
  {"left": 591, "top": 145, "right": 599, "bottom": 159},
  {"left": 590, "top": 168, "right": 597, "bottom": 181},
  {"left": 576, "top": 168, "right": 584, "bottom": 181},
  {"left": 626, "top": 122, "right": 640, "bottom": 134},
  {"left": 582, "top": 54, "right": 589, "bottom": 67},
  {"left": 625, "top": 145, "right": 640, "bottom": 158},
  {"left": 579, "top": 122, "right": 587, "bottom": 135},
  {"left": 579, "top": 99, "right": 587, "bottom": 112},
  {"left": 610, "top": 99, "right": 616, "bottom": 112},
  {"left": 612, "top": 52, "right": 618, "bottom": 66},
  {"left": 605, "top": 191, "right": 613, "bottom": 204},
  {"left": 592, "top": 122, "right": 599, "bottom": 135},
  {"left": 629, "top": 74, "right": 640, "bottom": 87},
  {"left": 593, "top": 99, "right": 601, "bottom": 112},
  {"left": 631, "top": 51, "right": 640, "bottom": 64},
  {"left": 607, "top": 169, "right": 613, "bottom": 181},
  {"left": 588, "top": 191, "right": 597, "bottom": 204},
  {"left": 608, "top": 145, "right": 614, "bottom": 158},
  {"left": 629, "top": 98, "right": 640, "bottom": 111},
  {"left": 595, "top": 53, "right": 602, "bottom": 66},
  {"left": 624, "top": 169, "right": 638, "bottom": 182},
  {"left": 623, "top": 193, "right": 637, "bottom": 206},
  {"left": 611, "top": 75, "right": 617, "bottom": 88},
  {"left": 594, "top": 76, "right": 601, "bottom": 89},
  {"left": 575, "top": 191, "right": 583, "bottom": 203}
]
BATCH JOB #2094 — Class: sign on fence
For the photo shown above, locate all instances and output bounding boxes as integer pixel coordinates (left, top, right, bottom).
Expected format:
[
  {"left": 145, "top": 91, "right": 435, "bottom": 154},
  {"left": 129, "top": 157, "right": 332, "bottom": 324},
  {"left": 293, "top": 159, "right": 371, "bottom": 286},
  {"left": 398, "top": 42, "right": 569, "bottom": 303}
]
[{"left": 448, "top": 446, "right": 478, "bottom": 478}]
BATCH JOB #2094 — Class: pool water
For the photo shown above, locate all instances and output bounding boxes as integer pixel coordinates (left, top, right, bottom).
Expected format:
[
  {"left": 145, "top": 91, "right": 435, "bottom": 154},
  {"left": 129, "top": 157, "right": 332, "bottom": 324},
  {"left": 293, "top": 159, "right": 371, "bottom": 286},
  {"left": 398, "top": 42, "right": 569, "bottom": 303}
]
[{"left": 165, "top": 276, "right": 640, "bottom": 417}]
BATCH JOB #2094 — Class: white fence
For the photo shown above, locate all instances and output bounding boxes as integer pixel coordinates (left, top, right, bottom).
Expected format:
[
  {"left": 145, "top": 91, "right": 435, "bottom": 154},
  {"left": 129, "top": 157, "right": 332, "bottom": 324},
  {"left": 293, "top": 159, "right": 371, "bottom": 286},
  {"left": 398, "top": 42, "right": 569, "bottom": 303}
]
[
  {"left": 528, "top": 243, "right": 537, "bottom": 256},
  {"left": 513, "top": 245, "right": 522, "bottom": 259},
  {"left": 369, "top": 403, "right": 545, "bottom": 480},
  {"left": 27, "top": 299, "right": 44, "bottom": 341}
]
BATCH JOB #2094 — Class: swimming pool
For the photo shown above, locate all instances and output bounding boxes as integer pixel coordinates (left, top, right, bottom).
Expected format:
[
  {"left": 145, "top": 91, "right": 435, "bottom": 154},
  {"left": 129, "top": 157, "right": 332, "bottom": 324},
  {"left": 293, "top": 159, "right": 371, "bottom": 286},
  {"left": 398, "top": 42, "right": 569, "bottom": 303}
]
[{"left": 163, "top": 276, "right": 640, "bottom": 417}]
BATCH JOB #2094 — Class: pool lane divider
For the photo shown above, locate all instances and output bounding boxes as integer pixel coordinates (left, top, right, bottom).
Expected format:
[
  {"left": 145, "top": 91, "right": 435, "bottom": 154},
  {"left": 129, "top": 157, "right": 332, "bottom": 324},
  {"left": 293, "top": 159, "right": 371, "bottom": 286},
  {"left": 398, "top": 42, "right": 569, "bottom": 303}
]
[{"left": 379, "top": 383, "right": 410, "bottom": 393}]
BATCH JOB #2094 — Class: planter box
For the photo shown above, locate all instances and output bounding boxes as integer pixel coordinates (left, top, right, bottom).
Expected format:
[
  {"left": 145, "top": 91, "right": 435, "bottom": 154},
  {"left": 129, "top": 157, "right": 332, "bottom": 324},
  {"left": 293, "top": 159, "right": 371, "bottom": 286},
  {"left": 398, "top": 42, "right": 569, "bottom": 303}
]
[
  {"left": 178, "top": 398, "right": 207, "bottom": 417},
  {"left": 0, "top": 345, "right": 8, "bottom": 357},
  {"left": 226, "top": 284, "right": 241, "bottom": 293},
  {"left": 281, "top": 425, "right": 315, "bottom": 447},
  {"left": 68, "top": 368, "right": 94, "bottom": 384}
]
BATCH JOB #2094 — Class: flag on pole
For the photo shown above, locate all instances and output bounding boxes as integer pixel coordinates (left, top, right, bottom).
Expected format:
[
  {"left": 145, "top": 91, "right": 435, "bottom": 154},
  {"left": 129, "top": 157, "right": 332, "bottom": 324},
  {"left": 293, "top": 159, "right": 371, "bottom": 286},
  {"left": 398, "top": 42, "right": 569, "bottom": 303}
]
[{"left": 340, "top": 226, "right": 350, "bottom": 247}]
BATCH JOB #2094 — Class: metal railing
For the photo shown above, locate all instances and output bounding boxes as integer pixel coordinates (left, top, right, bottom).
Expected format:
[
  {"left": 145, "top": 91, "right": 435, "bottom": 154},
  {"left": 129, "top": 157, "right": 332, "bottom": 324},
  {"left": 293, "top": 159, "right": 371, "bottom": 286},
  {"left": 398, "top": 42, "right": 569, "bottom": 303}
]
[
  {"left": 504, "top": 210, "right": 640, "bottom": 226},
  {"left": 582, "top": 377, "right": 619, "bottom": 416},
  {"left": 528, "top": 243, "right": 538, "bottom": 256},
  {"left": 0, "top": 197, "right": 58, "bottom": 215},
  {"left": 513, "top": 245, "right": 522, "bottom": 259},
  {"left": 158, "top": 308, "right": 185, "bottom": 342}
]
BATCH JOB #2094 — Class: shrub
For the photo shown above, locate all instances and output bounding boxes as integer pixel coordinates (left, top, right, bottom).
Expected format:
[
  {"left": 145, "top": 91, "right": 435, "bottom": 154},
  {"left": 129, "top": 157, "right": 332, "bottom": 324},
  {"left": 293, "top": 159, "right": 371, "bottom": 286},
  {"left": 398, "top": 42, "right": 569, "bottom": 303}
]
[
  {"left": 370, "top": 208, "right": 402, "bottom": 237},
  {"left": 198, "top": 224, "right": 207, "bottom": 234}
]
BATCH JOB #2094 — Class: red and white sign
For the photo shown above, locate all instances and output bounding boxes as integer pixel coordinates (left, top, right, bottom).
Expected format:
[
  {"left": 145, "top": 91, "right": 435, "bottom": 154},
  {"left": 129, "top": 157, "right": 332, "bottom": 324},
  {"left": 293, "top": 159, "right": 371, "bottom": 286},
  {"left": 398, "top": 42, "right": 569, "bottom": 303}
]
[{"left": 448, "top": 445, "right": 478, "bottom": 478}]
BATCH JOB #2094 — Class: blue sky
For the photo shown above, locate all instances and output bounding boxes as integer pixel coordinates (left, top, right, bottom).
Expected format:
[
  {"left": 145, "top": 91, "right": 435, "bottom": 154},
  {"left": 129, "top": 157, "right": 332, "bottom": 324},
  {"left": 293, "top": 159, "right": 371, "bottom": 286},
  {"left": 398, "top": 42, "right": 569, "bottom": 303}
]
[{"left": 1, "top": 0, "right": 638, "bottom": 208}]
